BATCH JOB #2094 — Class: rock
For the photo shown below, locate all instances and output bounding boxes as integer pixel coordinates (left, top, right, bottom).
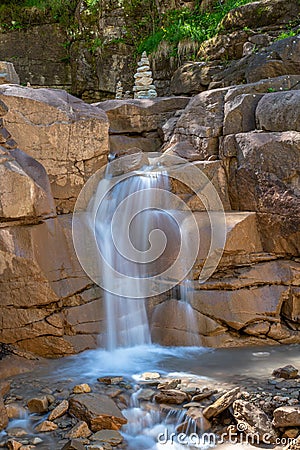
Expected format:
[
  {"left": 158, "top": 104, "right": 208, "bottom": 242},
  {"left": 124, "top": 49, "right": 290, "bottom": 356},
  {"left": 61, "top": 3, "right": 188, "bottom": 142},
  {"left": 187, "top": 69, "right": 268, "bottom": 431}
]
[
  {"left": 0, "top": 85, "right": 109, "bottom": 213},
  {"left": 6, "top": 440, "right": 22, "bottom": 450},
  {"left": 97, "top": 377, "right": 123, "bottom": 385},
  {"left": 186, "top": 407, "right": 211, "bottom": 431},
  {"left": 0, "top": 394, "right": 8, "bottom": 430},
  {"left": 67, "top": 421, "right": 91, "bottom": 439},
  {"left": 27, "top": 396, "right": 49, "bottom": 413},
  {"left": 141, "top": 372, "right": 161, "bottom": 381},
  {"left": 243, "top": 321, "right": 270, "bottom": 336},
  {"left": 95, "top": 97, "right": 189, "bottom": 134},
  {"left": 192, "top": 390, "right": 216, "bottom": 402},
  {"left": 220, "top": 131, "right": 300, "bottom": 255},
  {"left": 170, "top": 62, "right": 224, "bottom": 95},
  {"left": 73, "top": 384, "right": 92, "bottom": 394},
  {"left": 203, "top": 387, "right": 240, "bottom": 419},
  {"left": 34, "top": 420, "right": 58, "bottom": 432},
  {"left": 198, "top": 30, "right": 250, "bottom": 61},
  {"left": 273, "top": 406, "right": 300, "bottom": 427},
  {"left": 90, "top": 429, "right": 123, "bottom": 445},
  {"left": 224, "top": 93, "right": 263, "bottom": 135},
  {"left": 167, "top": 88, "right": 227, "bottom": 160},
  {"left": 284, "top": 428, "right": 299, "bottom": 439},
  {"left": 135, "top": 389, "right": 156, "bottom": 401},
  {"left": 6, "top": 403, "right": 27, "bottom": 419},
  {"left": 220, "top": 0, "right": 300, "bottom": 31},
  {"left": 48, "top": 400, "right": 69, "bottom": 420},
  {"left": 69, "top": 393, "right": 127, "bottom": 431},
  {"left": 0, "top": 61, "right": 20, "bottom": 85},
  {"left": 61, "top": 440, "right": 86, "bottom": 450},
  {"left": 256, "top": 91, "right": 300, "bottom": 132},
  {"left": 233, "top": 400, "right": 277, "bottom": 442},
  {"left": 154, "top": 389, "right": 188, "bottom": 404},
  {"left": 273, "top": 365, "right": 299, "bottom": 380},
  {"left": 268, "top": 323, "right": 292, "bottom": 340},
  {"left": 158, "top": 380, "right": 180, "bottom": 390},
  {"left": 106, "top": 149, "right": 149, "bottom": 176}
]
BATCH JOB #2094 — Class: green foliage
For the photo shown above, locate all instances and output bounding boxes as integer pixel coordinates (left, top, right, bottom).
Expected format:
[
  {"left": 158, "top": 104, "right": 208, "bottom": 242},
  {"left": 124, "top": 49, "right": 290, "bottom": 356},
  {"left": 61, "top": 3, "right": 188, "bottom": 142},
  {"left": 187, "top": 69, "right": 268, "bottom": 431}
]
[
  {"left": 275, "top": 29, "right": 299, "bottom": 41},
  {"left": 138, "top": 0, "right": 255, "bottom": 56}
]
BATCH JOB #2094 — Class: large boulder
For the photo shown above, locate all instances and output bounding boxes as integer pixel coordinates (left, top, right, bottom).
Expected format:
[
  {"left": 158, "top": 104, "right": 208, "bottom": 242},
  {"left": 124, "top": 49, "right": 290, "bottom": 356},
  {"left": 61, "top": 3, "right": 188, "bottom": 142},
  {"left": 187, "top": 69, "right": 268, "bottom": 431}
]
[
  {"left": 220, "top": 131, "right": 300, "bottom": 254},
  {"left": 170, "top": 61, "right": 224, "bottom": 95},
  {"left": 0, "top": 61, "right": 19, "bottom": 85},
  {"left": 256, "top": 90, "right": 300, "bottom": 132},
  {"left": 0, "top": 85, "right": 109, "bottom": 213},
  {"left": 220, "top": 0, "right": 300, "bottom": 31}
]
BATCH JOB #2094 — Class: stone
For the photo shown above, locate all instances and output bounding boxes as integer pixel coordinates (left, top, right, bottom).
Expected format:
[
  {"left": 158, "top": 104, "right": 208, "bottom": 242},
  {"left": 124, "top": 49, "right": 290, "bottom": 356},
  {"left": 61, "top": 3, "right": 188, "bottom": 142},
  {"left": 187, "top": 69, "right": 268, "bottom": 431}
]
[
  {"left": 27, "top": 396, "right": 49, "bottom": 413},
  {"left": 0, "top": 85, "right": 109, "bottom": 213},
  {"left": 273, "top": 406, "right": 300, "bottom": 427},
  {"left": 61, "top": 440, "right": 86, "bottom": 450},
  {"left": 224, "top": 93, "right": 264, "bottom": 135},
  {"left": 0, "top": 61, "right": 20, "bottom": 85},
  {"left": 97, "top": 377, "right": 123, "bottom": 385},
  {"left": 133, "top": 52, "right": 157, "bottom": 99},
  {"left": 73, "top": 384, "right": 92, "bottom": 394},
  {"left": 95, "top": 97, "right": 189, "bottom": 134},
  {"left": 170, "top": 62, "right": 224, "bottom": 95},
  {"left": 115, "top": 81, "right": 123, "bottom": 100},
  {"left": 273, "top": 366, "right": 299, "bottom": 380},
  {"left": 198, "top": 30, "right": 250, "bottom": 61},
  {"left": 34, "top": 420, "right": 58, "bottom": 432},
  {"left": 67, "top": 421, "right": 91, "bottom": 439},
  {"left": 107, "top": 149, "right": 149, "bottom": 176},
  {"left": 6, "top": 403, "right": 27, "bottom": 419},
  {"left": 109, "top": 133, "right": 161, "bottom": 154},
  {"left": 203, "top": 388, "right": 240, "bottom": 419},
  {"left": 220, "top": 131, "right": 300, "bottom": 254},
  {"left": 69, "top": 393, "right": 127, "bottom": 431},
  {"left": 220, "top": 0, "right": 300, "bottom": 30},
  {"left": 0, "top": 394, "right": 8, "bottom": 430},
  {"left": 186, "top": 407, "right": 211, "bottom": 431},
  {"left": 243, "top": 321, "right": 270, "bottom": 336},
  {"left": 48, "top": 400, "right": 69, "bottom": 420},
  {"left": 90, "top": 429, "right": 123, "bottom": 445},
  {"left": 154, "top": 389, "right": 188, "bottom": 404},
  {"left": 233, "top": 400, "right": 277, "bottom": 442},
  {"left": 6, "top": 441, "right": 22, "bottom": 450},
  {"left": 141, "top": 372, "right": 161, "bottom": 380},
  {"left": 256, "top": 91, "right": 300, "bottom": 132}
]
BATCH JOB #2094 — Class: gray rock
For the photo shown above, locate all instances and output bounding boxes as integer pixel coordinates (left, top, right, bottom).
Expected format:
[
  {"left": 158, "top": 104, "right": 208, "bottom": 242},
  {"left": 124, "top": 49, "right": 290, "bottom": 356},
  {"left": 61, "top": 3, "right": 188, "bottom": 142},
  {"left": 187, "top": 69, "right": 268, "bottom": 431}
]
[
  {"left": 256, "top": 91, "right": 300, "bottom": 132},
  {"left": 233, "top": 400, "right": 277, "bottom": 442},
  {"left": 273, "top": 406, "right": 300, "bottom": 427}
]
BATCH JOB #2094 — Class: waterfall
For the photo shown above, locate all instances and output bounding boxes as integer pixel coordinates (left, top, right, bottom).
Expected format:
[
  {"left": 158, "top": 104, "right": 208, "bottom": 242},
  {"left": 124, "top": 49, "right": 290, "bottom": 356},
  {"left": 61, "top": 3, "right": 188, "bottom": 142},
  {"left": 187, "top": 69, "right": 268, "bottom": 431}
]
[{"left": 91, "top": 168, "right": 172, "bottom": 350}]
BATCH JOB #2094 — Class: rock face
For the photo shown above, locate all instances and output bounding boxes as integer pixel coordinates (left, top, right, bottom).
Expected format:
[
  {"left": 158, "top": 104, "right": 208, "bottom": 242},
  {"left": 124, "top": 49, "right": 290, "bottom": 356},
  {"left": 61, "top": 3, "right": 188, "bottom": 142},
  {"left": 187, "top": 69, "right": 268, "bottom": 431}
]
[{"left": 0, "top": 85, "right": 109, "bottom": 213}]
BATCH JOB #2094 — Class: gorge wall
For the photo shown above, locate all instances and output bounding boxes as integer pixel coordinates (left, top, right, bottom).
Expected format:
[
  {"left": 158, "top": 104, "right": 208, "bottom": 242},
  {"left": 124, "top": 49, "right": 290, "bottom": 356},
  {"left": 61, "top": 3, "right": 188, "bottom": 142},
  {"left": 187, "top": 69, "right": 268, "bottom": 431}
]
[{"left": 0, "top": 0, "right": 299, "bottom": 357}]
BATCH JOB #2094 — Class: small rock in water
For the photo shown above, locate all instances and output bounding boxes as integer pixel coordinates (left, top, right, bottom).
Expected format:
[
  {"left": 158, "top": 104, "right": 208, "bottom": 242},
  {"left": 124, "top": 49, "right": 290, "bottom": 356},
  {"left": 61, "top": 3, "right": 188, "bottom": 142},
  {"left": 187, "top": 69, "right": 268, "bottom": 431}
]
[
  {"left": 90, "top": 429, "right": 123, "bottom": 445},
  {"left": 30, "top": 437, "right": 43, "bottom": 445},
  {"left": 141, "top": 372, "right": 160, "bottom": 381},
  {"left": 34, "top": 420, "right": 58, "bottom": 432},
  {"left": 273, "top": 365, "right": 298, "bottom": 380},
  {"left": 62, "top": 440, "right": 86, "bottom": 450},
  {"left": 186, "top": 407, "right": 211, "bottom": 431},
  {"left": 97, "top": 377, "right": 123, "bottom": 385},
  {"left": 158, "top": 379, "right": 180, "bottom": 390},
  {"left": 192, "top": 389, "right": 217, "bottom": 402},
  {"left": 203, "top": 387, "right": 240, "bottom": 420},
  {"left": 48, "top": 400, "right": 69, "bottom": 420},
  {"left": 272, "top": 406, "right": 300, "bottom": 428},
  {"left": 154, "top": 389, "right": 188, "bottom": 405},
  {"left": 73, "top": 384, "right": 91, "bottom": 394},
  {"left": 67, "top": 421, "right": 91, "bottom": 439},
  {"left": 6, "top": 403, "right": 27, "bottom": 419},
  {"left": 6, "top": 440, "right": 22, "bottom": 450},
  {"left": 27, "top": 396, "right": 49, "bottom": 413},
  {"left": 7, "top": 428, "right": 28, "bottom": 438}
]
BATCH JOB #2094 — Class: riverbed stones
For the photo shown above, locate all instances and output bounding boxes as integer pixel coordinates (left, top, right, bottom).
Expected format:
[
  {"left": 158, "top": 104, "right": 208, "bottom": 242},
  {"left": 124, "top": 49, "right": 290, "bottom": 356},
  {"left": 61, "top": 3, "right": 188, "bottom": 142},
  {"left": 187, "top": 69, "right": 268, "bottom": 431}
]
[
  {"left": 90, "top": 429, "right": 123, "bottom": 445},
  {"left": 35, "top": 420, "right": 58, "bottom": 432},
  {"left": 154, "top": 389, "right": 188, "bottom": 404},
  {"left": 203, "top": 387, "right": 240, "bottom": 419},
  {"left": 73, "top": 384, "right": 92, "bottom": 394},
  {"left": 273, "top": 406, "right": 300, "bottom": 428},
  {"left": 273, "top": 366, "right": 299, "bottom": 380},
  {"left": 67, "top": 421, "right": 91, "bottom": 439},
  {"left": 62, "top": 440, "right": 86, "bottom": 450},
  {"left": 69, "top": 394, "right": 127, "bottom": 431},
  {"left": 6, "top": 440, "right": 22, "bottom": 450}
]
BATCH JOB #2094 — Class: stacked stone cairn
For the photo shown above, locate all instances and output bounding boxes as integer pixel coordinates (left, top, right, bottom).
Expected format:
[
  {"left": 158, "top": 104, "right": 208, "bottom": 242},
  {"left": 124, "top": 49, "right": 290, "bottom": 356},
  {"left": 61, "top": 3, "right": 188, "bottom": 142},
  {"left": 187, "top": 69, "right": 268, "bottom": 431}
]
[
  {"left": 133, "top": 51, "right": 157, "bottom": 99},
  {"left": 115, "top": 80, "right": 123, "bottom": 99}
]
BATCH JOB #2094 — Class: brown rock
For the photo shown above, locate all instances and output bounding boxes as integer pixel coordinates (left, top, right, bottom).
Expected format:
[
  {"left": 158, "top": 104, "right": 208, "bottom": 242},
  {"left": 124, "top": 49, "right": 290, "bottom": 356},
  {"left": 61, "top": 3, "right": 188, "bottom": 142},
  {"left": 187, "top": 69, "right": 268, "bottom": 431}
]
[
  {"left": 154, "top": 389, "right": 188, "bottom": 405},
  {"left": 0, "top": 394, "right": 8, "bottom": 430},
  {"left": 203, "top": 387, "right": 240, "bottom": 419},
  {"left": 186, "top": 407, "right": 211, "bottom": 431},
  {"left": 62, "top": 440, "right": 86, "bottom": 450},
  {"left": 6, "top": 440, "right": 22, "bottom": 450},
  {"left": 67, "top": 420, "right": 92, "bottom": 439},
  {"left": 0, "top": 61, "right": 20, "bottom": 85},
  {"left": 34, "top": 420, "right": 58, "bottom": 432},
  {"left": 6, "top": 403, "right": 27, "bottom": 419},
  {"left": 243, "top": 321, "right": 270, "bottom": 336},
  {"left": 273, "top": 406, "right": 300, "bottom": 428},
  {"left": 97, "top": 377, "right": 123, "bottom": 385},
  {"left": 273, "top": 365, "right": 299, "bottom": 380},
  {"left": 27, "top": 396, "right": 49, "bottom": 413},
  {"left": 90, "top": 429, "right": 123, "bottom": 445},
  {"left": 220, "top": 0, "right": 300, "bottom": 30},
  {"left": 107, "top": 150, "right": 149, "bottom": 177},
  {"left": 95, "top": 97, "right": 189, "bottom": 134},
  {"left": 0, "top": 85, "right": 109, "bottom": 213},
  {"left": 170, "top": 62, "right": 224, "bottom": 95},
  {"left": 233, "top": 400, "right": 277, "bottom": 442},
  {"left": 69, "top": 393, "right": 127, "bottom": 431},
  {"left": 73, "top": 384, "right": 92, "bottom": 394},
  {"left": 48, "top": 399, "right": 69, "bottom": 420},
  {"left": 0, "top": 381, "right": 10, "bottom": 396},
  {"left": 224, "top": 93, "right": 263, "bottom": 135},
  {"left": 256, "top": 91, "right": 300, "bottom": 132}
]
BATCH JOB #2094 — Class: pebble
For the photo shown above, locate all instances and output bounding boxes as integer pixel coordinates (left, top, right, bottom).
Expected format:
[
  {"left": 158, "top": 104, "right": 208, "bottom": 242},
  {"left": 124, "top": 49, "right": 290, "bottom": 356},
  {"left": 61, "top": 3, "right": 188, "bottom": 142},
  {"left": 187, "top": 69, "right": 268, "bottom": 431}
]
[{"left": 72, "top": 384, "right": 91, "bottom": 394}]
